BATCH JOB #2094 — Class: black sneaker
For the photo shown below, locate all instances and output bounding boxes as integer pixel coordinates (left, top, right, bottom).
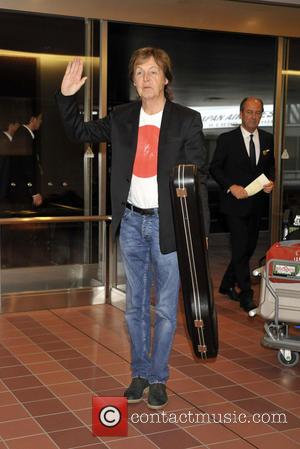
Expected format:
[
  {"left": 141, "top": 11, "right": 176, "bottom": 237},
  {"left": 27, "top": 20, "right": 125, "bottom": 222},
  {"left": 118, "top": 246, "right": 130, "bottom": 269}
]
[
  {"left": 124, "top": 377, "right": 149, "bottom": 403},
  {"left": 147, "top": 383, "right": 168, "bottom": 409}
]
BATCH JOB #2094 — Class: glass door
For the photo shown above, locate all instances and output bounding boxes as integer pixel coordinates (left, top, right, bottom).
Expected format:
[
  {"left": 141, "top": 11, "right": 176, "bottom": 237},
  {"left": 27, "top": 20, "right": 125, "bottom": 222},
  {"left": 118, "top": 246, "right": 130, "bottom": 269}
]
[
  {"left": 281, "top": 38, "right": 300, "bottom": 239},
  {"left": 0, "top": 11, "right": 108, "bottom": 312},
  {"left": 107, "top": 21, "right": 277, "bottom": 298}
]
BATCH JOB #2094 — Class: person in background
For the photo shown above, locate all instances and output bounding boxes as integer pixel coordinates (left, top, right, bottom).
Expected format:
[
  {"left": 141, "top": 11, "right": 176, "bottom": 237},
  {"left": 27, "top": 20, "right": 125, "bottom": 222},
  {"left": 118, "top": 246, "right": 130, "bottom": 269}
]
[
  {"left": 210, "top": 97, "right": 275, "bottom": 312},
  {"left": 10, "top": 113, "right": 43, "bottom": 209},
  {"left": 0, "top": 118, "right": 20, "bottom": 203},
  {"left": 56, "top": 47, "right": 209, "bottom": 409}
]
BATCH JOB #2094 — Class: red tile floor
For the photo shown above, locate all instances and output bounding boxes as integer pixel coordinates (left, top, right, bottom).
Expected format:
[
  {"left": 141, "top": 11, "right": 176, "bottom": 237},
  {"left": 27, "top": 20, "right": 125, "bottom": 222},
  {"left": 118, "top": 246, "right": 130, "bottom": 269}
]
[{"left": 0, "top": 233, "right": 299, "bottom": 449}]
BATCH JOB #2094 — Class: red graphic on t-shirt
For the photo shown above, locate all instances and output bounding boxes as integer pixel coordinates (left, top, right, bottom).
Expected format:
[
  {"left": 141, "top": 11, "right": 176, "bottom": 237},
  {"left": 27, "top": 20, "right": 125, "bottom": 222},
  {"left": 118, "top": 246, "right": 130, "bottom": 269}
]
[{"left": 133, "top": 125, "right": 159, "bottom": 178}]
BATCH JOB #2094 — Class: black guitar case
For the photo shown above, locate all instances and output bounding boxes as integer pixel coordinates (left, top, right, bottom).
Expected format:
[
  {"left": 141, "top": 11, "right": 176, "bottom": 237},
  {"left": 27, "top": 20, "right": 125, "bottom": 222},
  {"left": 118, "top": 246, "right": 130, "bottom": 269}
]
[{"left": 170, "top": 164, "right": 218, "bottom": 359}]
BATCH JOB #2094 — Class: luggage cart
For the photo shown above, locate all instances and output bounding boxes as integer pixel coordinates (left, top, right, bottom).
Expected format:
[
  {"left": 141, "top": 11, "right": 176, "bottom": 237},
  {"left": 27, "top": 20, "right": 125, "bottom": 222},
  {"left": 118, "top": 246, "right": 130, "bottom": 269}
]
[
  {"left": 251, "top": 241, "right": 300, "bottom": 367},
  {"left": 282, "top": 208, "right": 300, "bottom": 241}
]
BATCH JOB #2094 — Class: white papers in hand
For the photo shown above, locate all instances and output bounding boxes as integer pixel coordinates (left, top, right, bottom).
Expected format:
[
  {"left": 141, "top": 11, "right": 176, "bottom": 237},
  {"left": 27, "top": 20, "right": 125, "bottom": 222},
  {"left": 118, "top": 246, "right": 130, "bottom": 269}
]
[{"left": 245, "top": 174, "right": 270, "bottom": 197}]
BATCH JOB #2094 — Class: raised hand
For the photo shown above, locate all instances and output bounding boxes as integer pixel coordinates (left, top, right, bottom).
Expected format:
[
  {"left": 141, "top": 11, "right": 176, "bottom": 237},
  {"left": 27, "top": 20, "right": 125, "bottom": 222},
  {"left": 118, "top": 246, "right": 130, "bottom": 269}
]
[{"left": 61, "top": 57, "right": 87, "bottom": 96}]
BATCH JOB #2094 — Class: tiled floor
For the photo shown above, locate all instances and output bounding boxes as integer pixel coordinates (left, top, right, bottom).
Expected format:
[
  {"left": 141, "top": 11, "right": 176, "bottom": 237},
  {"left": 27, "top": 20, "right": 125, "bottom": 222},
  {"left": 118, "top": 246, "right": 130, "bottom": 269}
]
[{"left": 0, "top": 233, "right": 299, "bottom": 449}]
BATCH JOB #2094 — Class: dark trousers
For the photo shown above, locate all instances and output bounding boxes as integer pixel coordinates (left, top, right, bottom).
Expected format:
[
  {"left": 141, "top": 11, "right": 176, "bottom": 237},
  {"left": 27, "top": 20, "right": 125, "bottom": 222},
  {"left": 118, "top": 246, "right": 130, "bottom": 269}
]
[{"left": 221, "top": 213, "right": 261, "bottom": 296}]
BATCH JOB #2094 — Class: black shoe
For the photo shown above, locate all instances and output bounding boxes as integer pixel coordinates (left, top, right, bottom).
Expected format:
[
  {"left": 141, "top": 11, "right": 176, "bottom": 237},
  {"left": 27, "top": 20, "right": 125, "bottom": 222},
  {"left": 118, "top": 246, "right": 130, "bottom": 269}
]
[
  {"left": 124, "top": 377, "right": 149, "bottom": 403},
  {"left": 239, "top": 290, "right": 255, "bottom": 312},
  {"left": 147, "top": 383, "right": 168, "bottom": 409},
  {"left": 219, "top": 286, "right": 239, "bottom": 301},
  {"left": 240, "top": 300, "right": 256, "bottom": 312}
]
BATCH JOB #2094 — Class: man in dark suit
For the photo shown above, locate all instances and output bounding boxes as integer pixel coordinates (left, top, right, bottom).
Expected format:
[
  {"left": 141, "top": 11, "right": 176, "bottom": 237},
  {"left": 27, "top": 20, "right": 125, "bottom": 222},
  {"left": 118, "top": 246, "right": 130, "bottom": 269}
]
[
  {"left": 0, "top": 119, "right": 20, "bottom": 203},
  {"left": 56, "top": 48, "right": 209, "bottom": 409},
  {"left": 9, "top": 113, "right": 43, "bottom": 209},
  {"left": 210, "top": 97, "right": 275, "bottom": 312}
]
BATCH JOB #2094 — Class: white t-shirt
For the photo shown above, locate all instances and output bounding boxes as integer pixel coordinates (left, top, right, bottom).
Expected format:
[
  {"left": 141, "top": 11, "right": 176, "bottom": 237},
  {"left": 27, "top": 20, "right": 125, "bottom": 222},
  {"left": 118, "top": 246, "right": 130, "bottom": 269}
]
[{"left": 127, "top": 107, "right": 163, "bottom": 208}]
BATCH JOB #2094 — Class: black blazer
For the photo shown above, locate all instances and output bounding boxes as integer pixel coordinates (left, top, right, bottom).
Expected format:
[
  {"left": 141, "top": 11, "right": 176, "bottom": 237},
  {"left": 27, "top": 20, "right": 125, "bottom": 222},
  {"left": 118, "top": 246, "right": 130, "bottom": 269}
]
[
  {"left": 210, "top": 127, "right": 275, "bottom": 217},
  {"left": 0, "top": 132, "right": 10, "bottom": 200},
  {"left": 56, "top": 93, "right": 209, "bottom": 253},
  {"left": 8, "top": 126, "right": 39, "bottom": 203}
]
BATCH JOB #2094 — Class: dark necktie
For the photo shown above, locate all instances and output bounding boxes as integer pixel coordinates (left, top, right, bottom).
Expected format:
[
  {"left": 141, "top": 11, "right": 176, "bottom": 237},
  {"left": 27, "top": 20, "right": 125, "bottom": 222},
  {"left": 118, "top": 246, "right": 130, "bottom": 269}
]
[{"left": 249, "top": 134, "right": 256, "bottom": 169}]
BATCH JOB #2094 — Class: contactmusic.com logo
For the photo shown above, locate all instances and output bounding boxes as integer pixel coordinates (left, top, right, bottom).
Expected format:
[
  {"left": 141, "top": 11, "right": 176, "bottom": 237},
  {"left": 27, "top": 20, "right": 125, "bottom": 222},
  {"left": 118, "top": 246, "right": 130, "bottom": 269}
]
[{"left": 92, "top": 397, "right": 128, "bottom": 436}]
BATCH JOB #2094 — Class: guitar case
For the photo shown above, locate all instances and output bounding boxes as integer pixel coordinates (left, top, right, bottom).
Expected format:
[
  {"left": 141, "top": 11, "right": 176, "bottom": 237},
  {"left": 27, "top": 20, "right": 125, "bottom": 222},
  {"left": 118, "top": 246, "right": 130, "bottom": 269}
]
[{"left": 170, "top": 164, "right": 218, "bottom": 359}]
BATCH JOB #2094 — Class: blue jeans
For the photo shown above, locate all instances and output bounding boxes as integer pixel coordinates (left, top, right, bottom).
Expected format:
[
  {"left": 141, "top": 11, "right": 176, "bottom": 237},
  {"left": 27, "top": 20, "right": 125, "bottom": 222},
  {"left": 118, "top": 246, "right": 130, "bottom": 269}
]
[{"left": 119, "top": 207, "right": 180, "bottom": 384}]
